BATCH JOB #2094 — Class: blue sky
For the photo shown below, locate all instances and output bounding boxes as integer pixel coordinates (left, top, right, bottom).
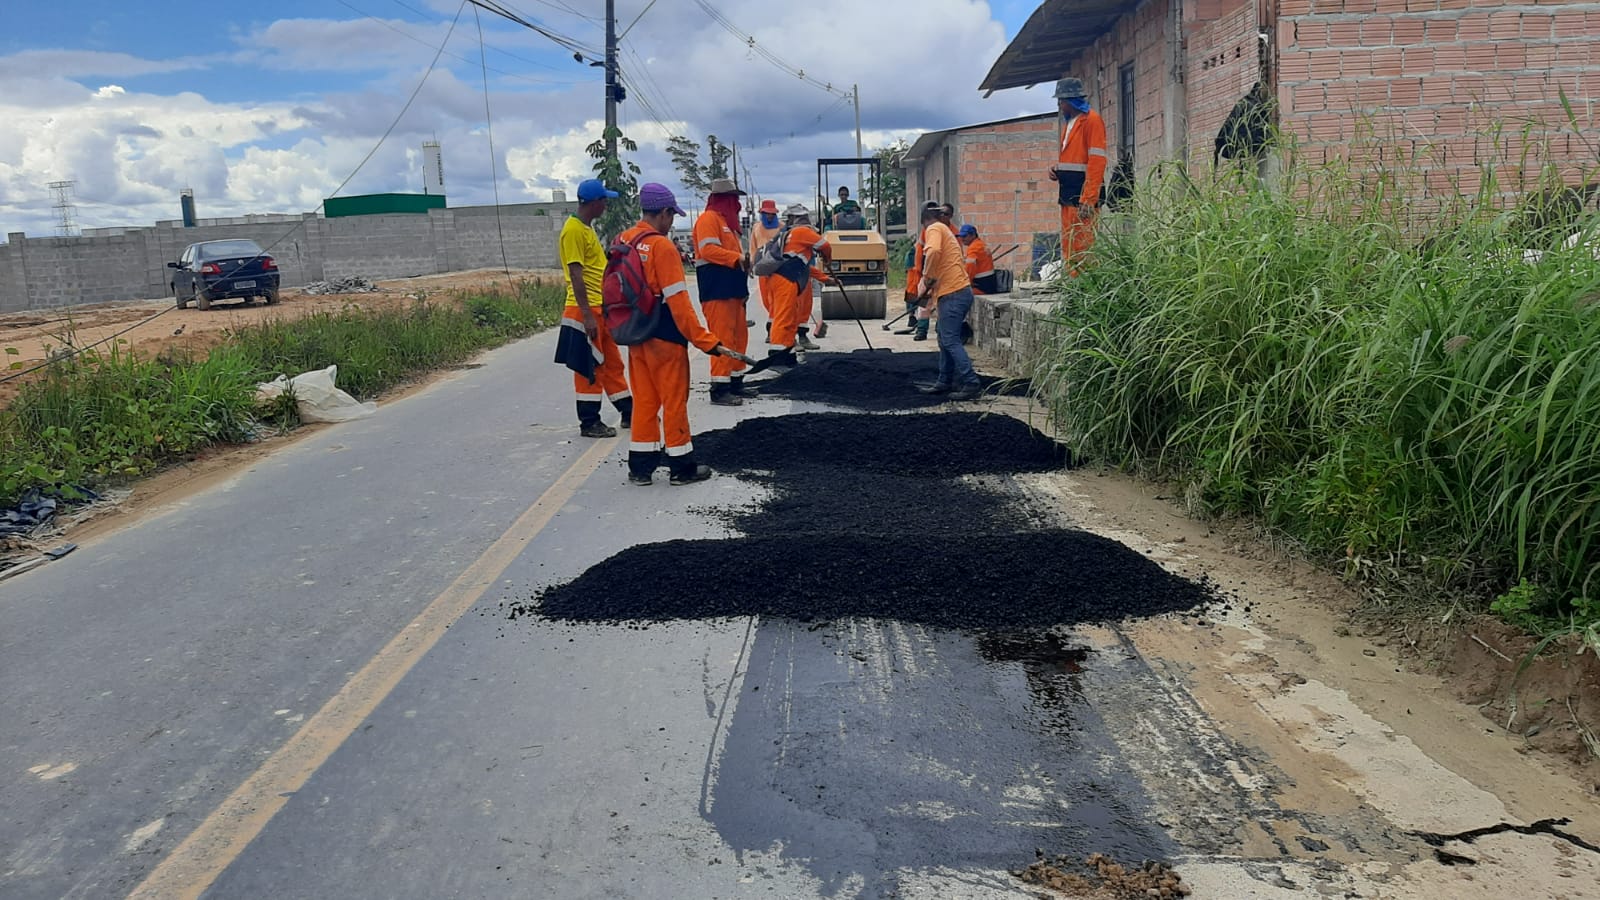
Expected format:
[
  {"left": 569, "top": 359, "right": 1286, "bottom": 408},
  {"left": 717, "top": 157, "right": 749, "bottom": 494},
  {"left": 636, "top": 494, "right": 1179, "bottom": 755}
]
[{"left": 1, "top": 0, "right": 1049, "bottom": 235}]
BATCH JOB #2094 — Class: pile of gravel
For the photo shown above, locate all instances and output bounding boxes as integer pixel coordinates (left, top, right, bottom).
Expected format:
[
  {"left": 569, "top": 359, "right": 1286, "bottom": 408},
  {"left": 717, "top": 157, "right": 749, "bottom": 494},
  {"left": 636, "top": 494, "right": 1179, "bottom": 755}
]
[
  {"left": 754, "top": 351, "right": 1031, "bottom": 411},
  {"left": 300, "top": 276, "right": 381, "bottom": 295}
]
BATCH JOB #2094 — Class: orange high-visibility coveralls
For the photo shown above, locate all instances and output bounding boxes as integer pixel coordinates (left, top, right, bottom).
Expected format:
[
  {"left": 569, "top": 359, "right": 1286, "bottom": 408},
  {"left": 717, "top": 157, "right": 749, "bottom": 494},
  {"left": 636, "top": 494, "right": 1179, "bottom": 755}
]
[
  {"left": 767, "top": 226, "right": 830, "bottom": 351},
  {"left": 748, "top": 217, "right": 781, "bottom": 319},
  {"left": 963, "top": 236, "right": 996, "bottom": 294},
  {"left": 1056, "top": 108, "right": 1107, "bottom": 273},
  {"left": 618, "top": 221, "right": 727, "bottom": 476},
  {"left": 693, "top": 209, "right": 749, "bottom": 391}
]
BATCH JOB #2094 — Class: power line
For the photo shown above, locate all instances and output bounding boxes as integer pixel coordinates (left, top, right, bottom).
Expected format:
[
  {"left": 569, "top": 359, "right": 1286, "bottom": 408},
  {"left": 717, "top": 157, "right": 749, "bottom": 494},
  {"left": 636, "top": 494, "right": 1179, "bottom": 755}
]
[
  {"left": 1, "top": 1, "right": 473, "bottom": 386},
  {"left": 474, "top": 5, "right": 512, "bottom": 275},
  {"left": 465, "top": 0, "right": 600, "bottom": 60},
  {"left": 385, "top": 0, "right": 581, "bottom": 73},
  {"left": 617, "top": 0, "right": 657, "bottom": 40},
  {"left": 688, "top": 0, "right": 848, "bottom": 99},
  {"left": 336, "top": 0, "right": 594, "bottom": 85}
]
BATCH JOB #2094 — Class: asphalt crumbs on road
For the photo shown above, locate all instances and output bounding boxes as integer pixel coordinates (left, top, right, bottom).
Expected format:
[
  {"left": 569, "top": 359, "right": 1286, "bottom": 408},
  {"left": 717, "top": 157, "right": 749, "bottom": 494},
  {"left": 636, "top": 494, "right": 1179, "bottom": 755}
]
[
  {"left": 750, "top": 349, "right": 1032, "bottom": 411},
  {"left": 506, "top": 410, "right": 1215, "bottom": 629}
]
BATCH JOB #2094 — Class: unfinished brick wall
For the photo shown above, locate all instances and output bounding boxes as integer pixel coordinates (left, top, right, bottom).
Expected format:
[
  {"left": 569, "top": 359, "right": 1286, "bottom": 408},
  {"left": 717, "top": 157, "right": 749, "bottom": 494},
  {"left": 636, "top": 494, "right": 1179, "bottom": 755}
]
[
  {"left": 1072, "top": 0, "right": 1175, "bottom": 177},
  {"left": 951, "top": 119, "right": 1064, "bottom": 276},
  {"left": 1278, "top": 0, "right": 1600, "bottom": 201},
  {"left": 1186, "top": 0, "right": 1264, "bottom": 161}
]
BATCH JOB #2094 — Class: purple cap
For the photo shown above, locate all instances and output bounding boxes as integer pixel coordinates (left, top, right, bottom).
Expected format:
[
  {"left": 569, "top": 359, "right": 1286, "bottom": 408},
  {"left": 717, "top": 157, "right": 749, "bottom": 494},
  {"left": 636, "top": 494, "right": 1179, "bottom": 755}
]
[{"left": 639, "top": 182, "right": 686, "bottom": 216}]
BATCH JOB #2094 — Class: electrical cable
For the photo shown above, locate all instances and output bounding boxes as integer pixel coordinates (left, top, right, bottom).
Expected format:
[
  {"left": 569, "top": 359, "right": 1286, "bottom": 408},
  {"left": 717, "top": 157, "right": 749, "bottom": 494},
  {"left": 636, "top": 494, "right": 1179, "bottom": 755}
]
[
  {"left": 466, "top": 0, "right": 599, "bottom": 60},
  {"left": 338, "top": 0, "right": 593, "bottom": 83},
  {"left": 689, "top": 0, "right": 848, "bottom": 99},
  {"left": 0, "top": 0, "right": 471, "bottom": 386},
  {"left": 475, "top": 5, "right": 512, "bottom": 276},
  {"left": 617, "top": 0, "right": 658, "bottom": 40}
]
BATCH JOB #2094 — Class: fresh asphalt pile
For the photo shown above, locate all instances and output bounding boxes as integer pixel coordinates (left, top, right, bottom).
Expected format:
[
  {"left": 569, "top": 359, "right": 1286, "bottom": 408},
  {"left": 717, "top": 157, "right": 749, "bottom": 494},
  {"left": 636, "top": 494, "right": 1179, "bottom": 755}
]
[
  {"left": 510, "top": 410, "right": 1215, "bottom": 629},
  {"left": 750, "top": 350, "right": 1031, "bottom": 411}
]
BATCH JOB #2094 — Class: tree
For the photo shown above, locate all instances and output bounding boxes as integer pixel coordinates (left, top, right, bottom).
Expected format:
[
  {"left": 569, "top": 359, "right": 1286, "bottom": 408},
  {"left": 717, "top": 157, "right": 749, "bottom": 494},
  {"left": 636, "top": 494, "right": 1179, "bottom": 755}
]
[
  {"left": 666, "top": 134, "right": 733, "bottom": 197},
  {"left": 865, "top": 141, "right": 909, "bottom": 227},
  {"left": 586, "top": 127, "right": 642, "bottom": 243}
]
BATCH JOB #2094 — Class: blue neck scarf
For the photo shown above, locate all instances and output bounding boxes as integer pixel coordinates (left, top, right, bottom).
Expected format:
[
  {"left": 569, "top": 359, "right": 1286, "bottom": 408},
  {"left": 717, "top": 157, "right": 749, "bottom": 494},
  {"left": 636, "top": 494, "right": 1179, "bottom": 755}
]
[{"left": 760, "top": 212, "right": 779, "bottom": 228}]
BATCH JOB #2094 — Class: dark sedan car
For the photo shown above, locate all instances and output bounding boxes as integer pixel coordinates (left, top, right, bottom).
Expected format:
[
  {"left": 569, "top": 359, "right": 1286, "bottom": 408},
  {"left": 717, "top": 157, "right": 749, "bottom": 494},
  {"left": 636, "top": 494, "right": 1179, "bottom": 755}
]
[{"left": 169, "top": 239, "right": 280, "bottom": 310}]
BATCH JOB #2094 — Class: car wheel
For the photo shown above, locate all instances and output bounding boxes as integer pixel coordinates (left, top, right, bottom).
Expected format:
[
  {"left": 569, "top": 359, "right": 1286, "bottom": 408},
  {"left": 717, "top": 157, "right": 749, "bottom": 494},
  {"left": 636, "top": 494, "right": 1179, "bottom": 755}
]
[
  {"left": 263, "top": 288, "right": 280, "bottom": 305},
  {"left": 195, "top": 288, "right": 211, "bottom": 311}
]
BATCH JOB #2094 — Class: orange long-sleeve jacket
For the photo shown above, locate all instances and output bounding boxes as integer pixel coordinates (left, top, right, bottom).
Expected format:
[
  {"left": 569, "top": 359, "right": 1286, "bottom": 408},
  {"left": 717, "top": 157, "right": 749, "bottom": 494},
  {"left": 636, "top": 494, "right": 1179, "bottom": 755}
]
[
  {"left": 692, "top": 210, "right": 748, "bottom": 301},
  {"left": 1056, "top": 109, "right": 1108, "bottom": 208},
  {"left": 619, "top": 221, "right": 724, "bottom": 353}
]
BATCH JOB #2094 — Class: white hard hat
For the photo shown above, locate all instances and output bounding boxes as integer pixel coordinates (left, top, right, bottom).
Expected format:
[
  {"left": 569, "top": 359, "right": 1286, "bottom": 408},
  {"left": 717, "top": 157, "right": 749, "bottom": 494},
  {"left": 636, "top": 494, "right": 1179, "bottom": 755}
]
[{"left": 784, "top": 203, "right": 811, "bottom": 219}]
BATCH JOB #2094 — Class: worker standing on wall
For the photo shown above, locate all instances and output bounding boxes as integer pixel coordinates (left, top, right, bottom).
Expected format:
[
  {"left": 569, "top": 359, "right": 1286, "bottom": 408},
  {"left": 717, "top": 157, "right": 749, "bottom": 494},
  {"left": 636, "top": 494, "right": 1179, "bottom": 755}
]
[
  {"left": 1048, "top": 77, "right": 1107, "bottom": 274},
  {"left": 620, "top": 183, "right": 749, "bottom": 486},
  {"left": 694, "top": 178, "right": 756, "bottom": 406},
  {"left": 554, "top": 178, "right": 632, "bottom": 438}
]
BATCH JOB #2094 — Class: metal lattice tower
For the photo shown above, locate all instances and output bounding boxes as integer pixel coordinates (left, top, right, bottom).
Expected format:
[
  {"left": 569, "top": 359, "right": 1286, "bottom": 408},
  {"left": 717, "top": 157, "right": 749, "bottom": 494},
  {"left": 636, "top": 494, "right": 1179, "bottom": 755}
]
[{"left": 48, "top": 180, "right": 79, "bottom": 237}]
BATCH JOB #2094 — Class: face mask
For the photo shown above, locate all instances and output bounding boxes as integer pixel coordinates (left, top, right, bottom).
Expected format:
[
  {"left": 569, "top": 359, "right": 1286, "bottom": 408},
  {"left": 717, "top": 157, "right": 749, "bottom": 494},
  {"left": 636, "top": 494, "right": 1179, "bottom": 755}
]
[{"left": 761, "top": 213, "right": 779, "bottom": 228}]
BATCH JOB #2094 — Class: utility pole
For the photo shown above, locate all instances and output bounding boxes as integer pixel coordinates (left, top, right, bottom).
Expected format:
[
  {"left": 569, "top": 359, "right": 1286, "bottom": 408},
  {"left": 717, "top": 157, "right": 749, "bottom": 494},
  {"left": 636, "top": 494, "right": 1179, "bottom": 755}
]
[
  {"left": 853, "top": 83, "right": 863, "bottom": 199},
  {"left": 604, "top": 0, "right": 618, "bottom": 164}
]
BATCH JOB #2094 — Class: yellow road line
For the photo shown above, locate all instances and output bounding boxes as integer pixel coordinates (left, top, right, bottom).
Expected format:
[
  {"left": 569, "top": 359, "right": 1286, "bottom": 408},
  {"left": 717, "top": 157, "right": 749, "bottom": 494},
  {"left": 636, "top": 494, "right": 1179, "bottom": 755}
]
[{"left": 128, "top": 436, "right": 618, "bottom": 900}]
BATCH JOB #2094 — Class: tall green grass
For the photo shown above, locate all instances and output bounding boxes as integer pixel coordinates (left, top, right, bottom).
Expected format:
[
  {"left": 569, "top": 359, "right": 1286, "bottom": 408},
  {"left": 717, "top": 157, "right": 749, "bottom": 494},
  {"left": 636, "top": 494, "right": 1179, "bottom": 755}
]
[
  {"left": 0, "top": 280, "right": 563, "bottom": 508},
  {"left": 1036, "top": 157, "right": 1600, "bottom": 628}
]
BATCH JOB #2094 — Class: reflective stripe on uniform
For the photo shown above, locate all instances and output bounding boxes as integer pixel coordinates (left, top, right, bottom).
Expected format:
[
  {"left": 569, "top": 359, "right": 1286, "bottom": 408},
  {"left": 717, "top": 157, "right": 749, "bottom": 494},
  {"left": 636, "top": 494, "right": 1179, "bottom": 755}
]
[
  {"left": 608, "top": 390, "right": 632, "bottom": 402},
  {"left": 664, "top": 442, "right": 694, "bottom": 457},
  {"left": 629, "top": 441, "right": 662, "bottom": 452},
  {"left": 1054, "top": 163, "right": 1088, "bottom": 172},
  {"left": 709, "top": 375, "right": 731, "bottom": 384},
  {"left": 1088, "top": 147, "right": 1108, "bottom": 157},
  {"left": 660, "top": 280, "right": 688, "bottom": 297},
  {"left": 697, "top": 236, "right": 720, "bottom": 250},
  {"left": 972, "top": 269, "right": 995, "bottom": 279}
]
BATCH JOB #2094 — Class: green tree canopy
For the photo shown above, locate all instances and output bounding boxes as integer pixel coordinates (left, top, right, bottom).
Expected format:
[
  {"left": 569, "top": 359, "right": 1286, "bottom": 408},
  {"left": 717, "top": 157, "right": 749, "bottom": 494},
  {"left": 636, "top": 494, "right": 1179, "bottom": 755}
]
[{"left": 586, "top": 127, "right": 642, "bottom": 243}]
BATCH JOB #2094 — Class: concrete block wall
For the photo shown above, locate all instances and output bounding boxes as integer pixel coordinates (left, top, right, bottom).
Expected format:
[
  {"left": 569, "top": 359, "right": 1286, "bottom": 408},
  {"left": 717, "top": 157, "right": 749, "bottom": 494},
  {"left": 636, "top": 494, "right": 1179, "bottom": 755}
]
[
  {"left": 1277, "top": 0, "right": 1600, "bottom": 199},
  {"left": 0, "top": 202, "right": 570, "bottom": 313}
]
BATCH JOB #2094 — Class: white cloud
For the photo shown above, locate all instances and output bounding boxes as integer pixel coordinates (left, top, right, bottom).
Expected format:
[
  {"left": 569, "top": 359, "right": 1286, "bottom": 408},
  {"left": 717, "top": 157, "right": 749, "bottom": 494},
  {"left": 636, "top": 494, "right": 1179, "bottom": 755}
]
[{"left": 0, "top": 0, "right": 1044, "bottom": 239}]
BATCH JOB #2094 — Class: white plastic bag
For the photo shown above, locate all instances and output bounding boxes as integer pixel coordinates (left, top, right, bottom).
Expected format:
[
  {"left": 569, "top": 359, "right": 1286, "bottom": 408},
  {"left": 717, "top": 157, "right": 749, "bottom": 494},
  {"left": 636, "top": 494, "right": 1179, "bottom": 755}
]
[{"left": 256, "top": 365, "right": 377, "bottom": 424}]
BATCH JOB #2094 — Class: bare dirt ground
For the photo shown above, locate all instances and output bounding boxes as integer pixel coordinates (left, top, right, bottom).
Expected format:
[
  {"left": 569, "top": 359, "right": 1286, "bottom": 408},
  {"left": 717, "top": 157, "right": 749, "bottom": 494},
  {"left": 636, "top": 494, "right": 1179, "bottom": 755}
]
[{"left": 0, "top": 267, "right": 561, "bottom": 407}]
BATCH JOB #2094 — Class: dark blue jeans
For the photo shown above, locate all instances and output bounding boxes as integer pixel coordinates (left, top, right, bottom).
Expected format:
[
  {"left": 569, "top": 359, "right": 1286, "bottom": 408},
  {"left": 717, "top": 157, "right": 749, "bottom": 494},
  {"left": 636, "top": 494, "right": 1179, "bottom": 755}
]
[{"left": 935, "top": 287, "right": 979, "bottom": 388}]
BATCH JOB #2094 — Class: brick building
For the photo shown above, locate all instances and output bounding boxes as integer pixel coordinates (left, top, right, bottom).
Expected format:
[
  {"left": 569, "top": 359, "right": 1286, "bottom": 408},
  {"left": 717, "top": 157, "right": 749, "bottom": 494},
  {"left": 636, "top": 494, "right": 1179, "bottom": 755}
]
[
  {"left": 900, "top": 113, "right": 1065, "bottom": 278},
  {"left": 980, "top": 0, "right": 1600, "bottom": 204}
]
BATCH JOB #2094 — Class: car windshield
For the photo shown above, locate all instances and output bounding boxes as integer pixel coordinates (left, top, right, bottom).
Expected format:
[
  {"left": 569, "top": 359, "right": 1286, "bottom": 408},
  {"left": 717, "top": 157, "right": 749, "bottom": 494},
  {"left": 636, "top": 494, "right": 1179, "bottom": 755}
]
[{"left": 197, "top": 240, "right": 264, "bottom": 260}]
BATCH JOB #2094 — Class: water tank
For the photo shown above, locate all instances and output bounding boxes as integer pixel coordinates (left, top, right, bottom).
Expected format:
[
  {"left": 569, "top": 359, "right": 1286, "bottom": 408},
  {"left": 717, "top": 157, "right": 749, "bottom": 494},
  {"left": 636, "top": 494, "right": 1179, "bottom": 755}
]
[
  {"left": 180, "top": 189, "right": 196, "bottom": 228},
  {"left": 422, "top": 141, "right": 445, "bottom": 196}
]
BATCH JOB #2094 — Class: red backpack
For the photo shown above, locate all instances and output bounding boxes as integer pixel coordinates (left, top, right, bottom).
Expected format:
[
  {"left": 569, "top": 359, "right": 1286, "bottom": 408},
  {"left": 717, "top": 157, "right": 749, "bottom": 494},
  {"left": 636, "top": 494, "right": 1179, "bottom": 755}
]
[{"left": 602, "top": 233, "right": 662, "bottom": 345}]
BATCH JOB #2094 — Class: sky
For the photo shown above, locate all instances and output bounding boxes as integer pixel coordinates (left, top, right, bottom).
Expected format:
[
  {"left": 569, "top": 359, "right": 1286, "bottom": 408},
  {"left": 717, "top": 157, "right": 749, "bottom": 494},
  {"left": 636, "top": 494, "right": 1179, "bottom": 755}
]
[{"left": 0, "top": 0, "right": 1052, "bottom": 238}]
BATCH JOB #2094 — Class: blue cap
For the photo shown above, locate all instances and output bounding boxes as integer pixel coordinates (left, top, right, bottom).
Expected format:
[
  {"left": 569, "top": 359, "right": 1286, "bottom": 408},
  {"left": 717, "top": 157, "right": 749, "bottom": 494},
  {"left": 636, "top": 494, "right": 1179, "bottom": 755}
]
[
  {"left": 958, "top": 224, "right": 977, "bottom": 237},
  {"left": 577, "top": 179, "right": 619, "bottom": 202}
]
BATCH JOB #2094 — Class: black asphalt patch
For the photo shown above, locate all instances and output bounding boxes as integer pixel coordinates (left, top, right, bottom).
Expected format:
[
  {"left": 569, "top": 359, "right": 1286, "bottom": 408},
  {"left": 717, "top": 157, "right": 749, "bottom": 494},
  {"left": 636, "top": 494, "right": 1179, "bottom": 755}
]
[
  {"left": 511, "top": 409, "right": 1213, "bottom": 629},
  {"left": 754, "top": 350, "right": 1031, "bottom": 410},
  {"left": 521, "top": 530, "right": 1209, "bottom": 629}
]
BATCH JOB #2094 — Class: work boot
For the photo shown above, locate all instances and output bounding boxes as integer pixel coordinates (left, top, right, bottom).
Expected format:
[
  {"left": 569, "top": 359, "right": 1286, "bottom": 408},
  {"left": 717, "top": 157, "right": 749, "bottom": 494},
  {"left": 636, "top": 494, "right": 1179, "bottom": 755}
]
[
  {"left": 580, "top": 421, "right": 617, "bottom": 438},
  {"left": 730, "top": 376, "right": 759, "bottom": 398},
  {"left": 668, "top": 453, "right": 713, "bottom": 485},
  {"left": 912, "top": 331, "right": 928, "bottom": 342},
  {"left": 710, "top": 384, "right": 743, "bottom": 406},
  {"left": 612, "top": 396, "right": 633, "bottom": 429},
  {"left": 916, "top": 382, "right": 952, "bottom": 396},
  {"left": 627, "top": 449, "right": 660, "bottom": 486},
  {"left": 797, "top": 327, "right": 819, "bottom": 351},
  {"left": 948, "top": 384, "right": 982, "bottom": 401}
]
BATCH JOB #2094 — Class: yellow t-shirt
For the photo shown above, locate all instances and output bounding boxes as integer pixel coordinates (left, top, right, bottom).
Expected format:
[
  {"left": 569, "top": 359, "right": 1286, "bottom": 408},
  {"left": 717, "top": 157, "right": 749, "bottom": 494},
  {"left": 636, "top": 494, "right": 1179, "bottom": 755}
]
[{"left": 560, "top": 215, "right": 606, "bottom": 308}]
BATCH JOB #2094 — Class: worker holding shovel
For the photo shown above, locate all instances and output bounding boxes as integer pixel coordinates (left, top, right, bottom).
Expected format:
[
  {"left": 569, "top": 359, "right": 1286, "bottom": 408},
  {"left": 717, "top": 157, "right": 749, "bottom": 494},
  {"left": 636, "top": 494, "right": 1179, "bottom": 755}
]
[{"left": 915, "top": 202, "right": 980, "bottom": 400}]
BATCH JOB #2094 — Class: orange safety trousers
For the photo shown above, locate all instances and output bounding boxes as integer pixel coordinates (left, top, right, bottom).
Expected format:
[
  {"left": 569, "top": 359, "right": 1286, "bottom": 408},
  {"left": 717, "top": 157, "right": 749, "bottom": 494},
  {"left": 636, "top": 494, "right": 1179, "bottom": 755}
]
[
  {"left": 702, "top": 297, "right": 749, "bottom": 383},
  {"left": 1060, "top": 205, "right": 1096, "bottom": 276},
  {"left": 767, "top": 275, "right": 803, "bottom": 349},
  {"left": 562, "top": 305, "right": 629, "bottom": 400},
  {"left": 756, "top": 275, "right": 774, "bottom": 317},
  {"left": 627, "top": 338, "right": 694, "bottom": 457}
]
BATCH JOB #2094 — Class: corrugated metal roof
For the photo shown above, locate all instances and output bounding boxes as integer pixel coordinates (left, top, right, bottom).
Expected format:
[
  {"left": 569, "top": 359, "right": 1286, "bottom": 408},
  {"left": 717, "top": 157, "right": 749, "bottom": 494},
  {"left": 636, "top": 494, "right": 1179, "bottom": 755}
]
[
  {"left": 979, "top": 0, "right": 1140, "bottom": 95},
  {"left": 900, "top": 113, "right": 1057, "bottom": 164}
]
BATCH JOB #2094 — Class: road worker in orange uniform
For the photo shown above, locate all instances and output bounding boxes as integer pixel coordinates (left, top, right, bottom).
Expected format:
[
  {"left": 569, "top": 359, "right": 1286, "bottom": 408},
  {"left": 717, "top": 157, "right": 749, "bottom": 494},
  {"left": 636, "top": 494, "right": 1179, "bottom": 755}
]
[
  {"left": 959, "top": 224, "right": 999, "bottom": 295},
  {"left": 694, "top": 178, "right": 756, "bottom": 406},
  {"left": 1048, "top": 77, "right": 1107, "bottom": 274},
  {"left": 748, "top": 199, "right": 782, "bottom": 321},
  {"left": 764, "top": 204, "right": 834, "bottom": 370},
  {"left": 621, "top": 183, "right": 753, "bottom": 486}
]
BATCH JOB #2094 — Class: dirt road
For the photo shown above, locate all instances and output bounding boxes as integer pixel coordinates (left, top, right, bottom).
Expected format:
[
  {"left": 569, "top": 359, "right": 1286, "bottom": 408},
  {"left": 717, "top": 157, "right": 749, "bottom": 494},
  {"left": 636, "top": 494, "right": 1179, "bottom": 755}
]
[{"left": 0, "top": 268, "right": 560, "bottom": 406}]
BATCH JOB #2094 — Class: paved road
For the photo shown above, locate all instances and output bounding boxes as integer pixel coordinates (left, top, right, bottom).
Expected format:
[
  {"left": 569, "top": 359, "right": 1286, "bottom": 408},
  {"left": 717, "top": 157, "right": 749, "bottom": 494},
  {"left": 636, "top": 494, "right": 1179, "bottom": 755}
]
[{"left": 6, "top": 307, "right": 1597, "bottom": 899}]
